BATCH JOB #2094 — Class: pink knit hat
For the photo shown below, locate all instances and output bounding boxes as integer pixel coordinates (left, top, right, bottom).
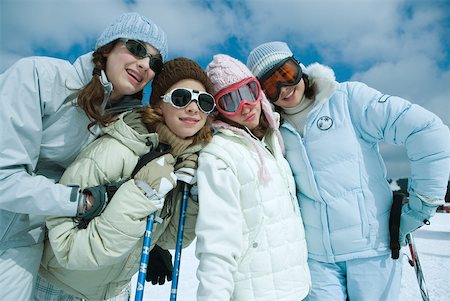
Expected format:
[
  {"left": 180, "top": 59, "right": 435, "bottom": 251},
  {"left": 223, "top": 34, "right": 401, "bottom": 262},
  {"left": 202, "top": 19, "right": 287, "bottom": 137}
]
[
  {"left": 207, "top": 54, "right": 254, "bottom": 95},
  {"left": 206, "top": 54, "right": 283, "bottom": 138},
  {"left": 206, "top": 54, "right": 285, "bottom": 183}
]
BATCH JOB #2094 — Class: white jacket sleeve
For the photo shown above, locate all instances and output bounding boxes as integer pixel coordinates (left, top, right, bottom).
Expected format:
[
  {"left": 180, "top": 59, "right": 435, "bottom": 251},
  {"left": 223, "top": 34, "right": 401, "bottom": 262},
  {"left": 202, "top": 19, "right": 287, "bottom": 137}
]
[
  {"left": 195, "top": 152, "right": 243, "bottom": 301},
  {"left": 347, "top": 82, "right": 450, "bottom": 202},
  {"left": 0, "top": 57, "right": 77, "bottom": 215}
]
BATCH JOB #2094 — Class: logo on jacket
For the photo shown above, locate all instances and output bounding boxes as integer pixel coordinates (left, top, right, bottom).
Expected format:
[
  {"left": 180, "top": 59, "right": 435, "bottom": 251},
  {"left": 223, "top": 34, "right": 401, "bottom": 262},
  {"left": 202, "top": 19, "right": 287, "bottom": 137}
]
[{"left": 317, "top": 116, "right": 333, "bottom": 130}]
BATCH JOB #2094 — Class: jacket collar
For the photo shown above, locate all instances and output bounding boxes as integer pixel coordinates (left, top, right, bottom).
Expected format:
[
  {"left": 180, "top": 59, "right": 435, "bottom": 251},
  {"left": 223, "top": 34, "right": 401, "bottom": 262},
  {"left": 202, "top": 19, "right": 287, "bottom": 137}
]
[{"left": 72, "top": 52, "right": 95, "bottom": 86}]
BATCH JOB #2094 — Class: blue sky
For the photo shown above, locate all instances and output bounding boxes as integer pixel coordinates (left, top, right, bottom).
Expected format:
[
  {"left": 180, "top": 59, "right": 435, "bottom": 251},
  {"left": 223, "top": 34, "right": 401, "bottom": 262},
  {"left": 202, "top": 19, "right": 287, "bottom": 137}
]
[{"left": 1, "top": 0, "right": 449, "bottom": 179}]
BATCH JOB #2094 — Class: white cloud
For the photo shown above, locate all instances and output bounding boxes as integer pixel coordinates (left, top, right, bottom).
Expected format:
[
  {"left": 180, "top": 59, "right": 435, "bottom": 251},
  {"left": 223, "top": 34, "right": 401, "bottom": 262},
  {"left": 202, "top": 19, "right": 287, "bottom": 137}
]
[
  {"left": 2, "top": 1, "right": 448, "bottom": 73},
  {"left": 132, "top": 1, "right": 235, "bottom": 59},
  {"left": 1, "top": 0, "right": 131, "bottom": 70}
]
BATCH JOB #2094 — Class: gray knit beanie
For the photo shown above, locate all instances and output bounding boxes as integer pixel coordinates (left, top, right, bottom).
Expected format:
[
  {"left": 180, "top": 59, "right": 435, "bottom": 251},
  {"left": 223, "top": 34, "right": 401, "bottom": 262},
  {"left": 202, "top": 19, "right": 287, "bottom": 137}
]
[
  {"left": 96, "top": 12, "right": 168, "bottom": 62},
  {"left": 246, "top": 41, "right": 293, "bottom": 79}
]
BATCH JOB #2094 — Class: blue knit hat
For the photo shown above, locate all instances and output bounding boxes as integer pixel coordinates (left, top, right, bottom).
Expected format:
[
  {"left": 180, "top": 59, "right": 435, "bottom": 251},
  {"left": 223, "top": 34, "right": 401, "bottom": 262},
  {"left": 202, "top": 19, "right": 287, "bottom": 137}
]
[
  {"left": 246, "top": 41, "right": 293, "bottom": 79},
  {"left": 96, "top": 12, "right": 168, "bottom": 62}
]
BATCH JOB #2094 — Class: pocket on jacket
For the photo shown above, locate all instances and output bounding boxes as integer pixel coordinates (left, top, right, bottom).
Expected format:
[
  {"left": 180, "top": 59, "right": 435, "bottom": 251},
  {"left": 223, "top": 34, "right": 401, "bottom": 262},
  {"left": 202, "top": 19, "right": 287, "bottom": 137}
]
[{"left": 326, "top": 189, "right": 368, "bottom": 233}]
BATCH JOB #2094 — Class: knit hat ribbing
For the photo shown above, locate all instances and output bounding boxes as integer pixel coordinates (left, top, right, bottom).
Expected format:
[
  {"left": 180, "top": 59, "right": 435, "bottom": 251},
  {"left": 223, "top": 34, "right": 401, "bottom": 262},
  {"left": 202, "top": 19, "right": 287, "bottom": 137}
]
[
  {"left": 206, "top": 54, "right": 254, "bottom": 96},
  {"left": 246, "top": 41, "right": 293, "bottom": 79},
  {"left": 96, "top": 12, "right": 168, "bottom": 62},
  {"left": 150, "top": 57, "right": 213, "bottom": 106}
]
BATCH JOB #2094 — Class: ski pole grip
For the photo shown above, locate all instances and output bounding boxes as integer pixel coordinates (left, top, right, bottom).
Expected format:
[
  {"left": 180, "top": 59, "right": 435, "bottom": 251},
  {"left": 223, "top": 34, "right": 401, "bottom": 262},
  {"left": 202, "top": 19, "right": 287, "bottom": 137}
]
[{"left": 389, "top": 192, "right": 404, "bottom": 259}]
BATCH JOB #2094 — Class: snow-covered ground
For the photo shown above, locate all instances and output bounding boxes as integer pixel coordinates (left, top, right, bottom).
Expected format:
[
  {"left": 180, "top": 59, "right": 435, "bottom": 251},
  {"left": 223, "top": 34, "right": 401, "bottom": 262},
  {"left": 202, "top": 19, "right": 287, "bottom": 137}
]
[{"left": 131, "top": 213, "right": 450, "bottom": 301}]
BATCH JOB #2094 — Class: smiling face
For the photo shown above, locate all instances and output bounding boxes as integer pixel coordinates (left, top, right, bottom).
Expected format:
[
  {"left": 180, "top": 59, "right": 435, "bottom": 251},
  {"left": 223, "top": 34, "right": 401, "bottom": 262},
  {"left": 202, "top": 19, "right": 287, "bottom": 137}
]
[
  {"left": 105, "top": 40, "right": 158, "bottom": 101},
  {"left": 158, "top": 79, "right": 208, "bottom": 139},
  {"left": 272, "top": 78, "right": 305, "bottom": 108}
]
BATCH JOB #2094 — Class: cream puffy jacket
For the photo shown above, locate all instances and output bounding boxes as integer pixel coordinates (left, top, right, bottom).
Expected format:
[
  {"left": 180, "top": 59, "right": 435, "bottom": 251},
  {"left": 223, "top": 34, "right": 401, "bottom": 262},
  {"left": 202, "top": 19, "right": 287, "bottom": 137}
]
[
  {"left": 195, "top": 128, "right": 311, "bottom": 301},
  {"left": 39, "top": 112, "right": 199, "bottom": 300}
]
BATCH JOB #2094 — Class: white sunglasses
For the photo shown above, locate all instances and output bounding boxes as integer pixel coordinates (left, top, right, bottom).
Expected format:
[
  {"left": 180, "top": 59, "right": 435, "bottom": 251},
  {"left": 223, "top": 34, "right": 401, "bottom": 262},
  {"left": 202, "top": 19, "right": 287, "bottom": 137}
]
[{"left": 161, "top": 88, "right": 216, "bottom": 114}]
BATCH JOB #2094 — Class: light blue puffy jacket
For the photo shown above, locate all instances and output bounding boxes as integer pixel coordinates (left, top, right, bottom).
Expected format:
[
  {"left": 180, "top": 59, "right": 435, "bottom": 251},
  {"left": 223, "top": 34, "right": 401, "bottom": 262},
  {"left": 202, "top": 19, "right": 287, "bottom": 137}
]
[{"left": 281, "top": 63, "right": 450, "bottom": 263}]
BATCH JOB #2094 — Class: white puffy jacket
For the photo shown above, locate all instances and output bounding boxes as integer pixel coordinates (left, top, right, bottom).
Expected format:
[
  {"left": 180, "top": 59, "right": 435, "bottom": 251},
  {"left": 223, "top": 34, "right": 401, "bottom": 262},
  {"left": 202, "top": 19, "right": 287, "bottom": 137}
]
[{"left": 195, "top": 127, "right": 311, "bottom": 301}]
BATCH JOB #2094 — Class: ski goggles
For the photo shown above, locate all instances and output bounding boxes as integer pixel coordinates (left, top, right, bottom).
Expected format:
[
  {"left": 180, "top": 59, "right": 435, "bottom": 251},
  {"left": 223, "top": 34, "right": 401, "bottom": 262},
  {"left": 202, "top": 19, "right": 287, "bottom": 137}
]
[
  {"left": 161, "top": 88, "right": 216, "bottom": 114},
  {"left": 258, "top": 56, "right": 302, "bottom": 103},
  {"left": 215, "top": 78, "right": 262, "bottom": 117},
  {"left": 120, "top": 39, "right": 163, "bottom": 74}
]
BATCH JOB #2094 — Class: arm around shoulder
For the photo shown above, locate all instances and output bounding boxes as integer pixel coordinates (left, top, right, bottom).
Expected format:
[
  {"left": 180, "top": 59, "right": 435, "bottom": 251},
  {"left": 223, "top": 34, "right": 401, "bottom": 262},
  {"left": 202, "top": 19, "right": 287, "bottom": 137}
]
[{"left": 46, "top": 179, "right": 158, "bottom": 269}]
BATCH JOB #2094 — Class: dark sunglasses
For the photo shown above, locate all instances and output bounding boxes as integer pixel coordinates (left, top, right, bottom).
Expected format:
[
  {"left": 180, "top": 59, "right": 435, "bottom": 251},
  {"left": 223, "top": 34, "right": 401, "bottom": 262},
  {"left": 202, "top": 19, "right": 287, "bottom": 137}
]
[
  {"left": 161, "top": 88, "right": 216, "bottom": 114},
  {"left": 120, "top": 39, "right": 163, "bottom": 74},
  {"left": 258, "top": 56, "right": 302, "bottom": 103}
]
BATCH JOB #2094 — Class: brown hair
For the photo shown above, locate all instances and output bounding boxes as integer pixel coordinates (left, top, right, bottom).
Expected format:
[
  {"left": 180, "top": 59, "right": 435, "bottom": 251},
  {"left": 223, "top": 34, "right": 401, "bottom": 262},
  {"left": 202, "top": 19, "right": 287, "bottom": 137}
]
[{"left": 77, "top": 40, "right": 144, "bottom": 130}]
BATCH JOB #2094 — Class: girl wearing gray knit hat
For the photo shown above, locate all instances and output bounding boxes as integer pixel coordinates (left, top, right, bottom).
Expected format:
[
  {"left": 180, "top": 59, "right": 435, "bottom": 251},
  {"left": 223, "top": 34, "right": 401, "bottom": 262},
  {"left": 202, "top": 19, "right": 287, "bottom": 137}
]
[
  {"left": 247, "top": 41, "right": 450, "bottom": 301},
  {"left": 0, "top": 12, "right": 167, "bottom": 301}
]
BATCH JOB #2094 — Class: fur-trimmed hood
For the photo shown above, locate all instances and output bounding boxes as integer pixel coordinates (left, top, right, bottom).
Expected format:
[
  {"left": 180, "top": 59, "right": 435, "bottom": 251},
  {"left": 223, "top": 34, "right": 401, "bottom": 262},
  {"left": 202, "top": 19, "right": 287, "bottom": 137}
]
[{"left": 305, "top": 63, "right": 339, "bottom": 104}]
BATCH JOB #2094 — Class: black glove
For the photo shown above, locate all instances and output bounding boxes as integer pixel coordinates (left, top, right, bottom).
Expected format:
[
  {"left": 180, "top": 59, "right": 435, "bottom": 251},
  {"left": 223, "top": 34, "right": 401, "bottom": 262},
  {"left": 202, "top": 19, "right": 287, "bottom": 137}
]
[
  {"left": 75, "top": 182, "right": 124, "bottom": 229},
  {"left": 146, "top": 244, "right": 173, "bottom": 285}
]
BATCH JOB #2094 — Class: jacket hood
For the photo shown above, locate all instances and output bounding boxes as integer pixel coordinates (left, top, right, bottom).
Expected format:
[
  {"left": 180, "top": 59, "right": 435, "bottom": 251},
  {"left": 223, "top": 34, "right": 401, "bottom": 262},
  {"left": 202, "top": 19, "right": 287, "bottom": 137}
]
[
  {"left": 102, "top": 111, "right": 158, "bottom": 157},
  {"left": 305, "top": 63, "right": 339, "bottom": 104}
]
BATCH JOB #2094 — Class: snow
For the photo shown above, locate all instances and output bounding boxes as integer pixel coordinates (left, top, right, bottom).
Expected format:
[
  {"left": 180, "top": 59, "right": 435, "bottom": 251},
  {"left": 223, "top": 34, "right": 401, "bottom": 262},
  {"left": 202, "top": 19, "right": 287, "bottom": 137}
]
[{"left": 131, "top": 213, "right": 450, "bottom": 301}]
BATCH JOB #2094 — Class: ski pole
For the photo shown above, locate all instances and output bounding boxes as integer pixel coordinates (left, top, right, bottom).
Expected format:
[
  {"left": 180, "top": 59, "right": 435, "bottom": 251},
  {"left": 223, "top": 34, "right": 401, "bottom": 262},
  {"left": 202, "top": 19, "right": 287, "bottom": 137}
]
[
  {"left": 135, "top": 212, "right": 156, "bottom": 301},
  {"left": 131, "top": 145, "right": 172, "bottom": 301},
  {"left": 406, "top": 233, "right": 430, "bottom": 301},
  {"left": 170, "top": 183, "right": 189, "bottom": 301}
]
